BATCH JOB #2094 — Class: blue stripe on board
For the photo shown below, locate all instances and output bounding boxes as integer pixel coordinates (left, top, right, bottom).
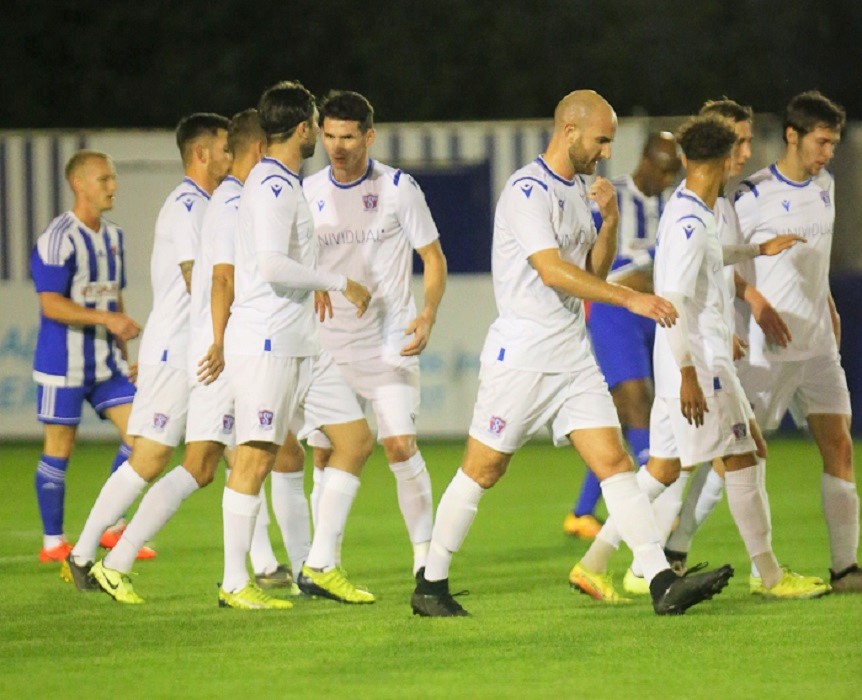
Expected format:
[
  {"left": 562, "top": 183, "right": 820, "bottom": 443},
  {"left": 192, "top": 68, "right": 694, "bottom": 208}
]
[
  {"left": 0, "top": 140, "right": 8, "bottom": 280},
  {"left": 24, "top": 139, "right": 34, "bottom": 272},
  {"left": 484, "top": 132, "right": 496, "bottom": 171},
  {"left": 102, "top": 229, "right": 116, "bottom": 281},
  {"left": 541, "top": 128, "right": 552, "bottom": 151},
  {"left": 421, "top": 132, "right": 433, "bottom": 162},
  {"left": 77, "top": 134, "right": 87, "bottom": 150},
  {"left": 513, "top": 129, "right": 524, "bottom": 168},
  {"left": 634, "top": 197, "right": 646, "bottom": 239},
  {"left": 51, "top": 136, "right": 61, "bottom": 217},
  {"left": 448, "top": 131, "right": 461, "bottom": 161},
  {"left": 389, "top": 132, "right": 401, "bottom": 163}
]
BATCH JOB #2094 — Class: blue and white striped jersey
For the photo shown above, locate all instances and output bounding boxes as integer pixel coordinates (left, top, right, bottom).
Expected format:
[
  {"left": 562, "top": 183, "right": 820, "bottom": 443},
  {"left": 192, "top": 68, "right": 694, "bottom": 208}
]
[
  {"left": 594, "top": 175, "right": 667, "bottom": 283},
  {"left": 30, "top": 211, "right": 128, "bottom": 387}
]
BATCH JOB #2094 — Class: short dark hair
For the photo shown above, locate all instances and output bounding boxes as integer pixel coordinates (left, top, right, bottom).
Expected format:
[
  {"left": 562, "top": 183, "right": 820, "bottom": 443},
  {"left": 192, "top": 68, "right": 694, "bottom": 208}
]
[
  {"left": 258, "top": 80, "right": 316, "bottom": 143},
  {"left": 175, "top": 112, "right": 230, "bottom": 165},
  {"left": 676, "top": 114, "right": 737, "bottom": 162},
  {"left": 228, "top": 108, "right": 265, "bottom": 156},
  {"left": 318, "top": 91, "right": 374, "bottom": 132},
  {"left": 783, "top": 90, "right": 846, "bottom": 142},
  {"left": 699, "top": 98, "right": 753, "bottom": 123}
]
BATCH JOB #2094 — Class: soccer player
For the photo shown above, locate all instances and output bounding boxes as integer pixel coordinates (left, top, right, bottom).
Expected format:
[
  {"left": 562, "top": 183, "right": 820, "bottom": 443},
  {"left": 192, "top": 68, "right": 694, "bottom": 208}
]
[
  {"left": 686, "top": 91, "right": 860, "bottom": 592},
  {"left": 564, "top": 132, "right": 681, "bottom": 539},
  {"left": 303, "top": 90, "right": 446, "bottom": 577},
  {"left": 411, "top": 90, "right": 734, "bottom": 618},
  {"left": 570, "top": 113, "right": 828, "bottom": 602},
  {"left": 218, "top": 80, "right": 375, "bottom": 609},
  {"left": 31, "top": 151, "right": 141, "bottom": 563},
  {"left": 62, "top": 113, "right": 232, "bottom": 596}
]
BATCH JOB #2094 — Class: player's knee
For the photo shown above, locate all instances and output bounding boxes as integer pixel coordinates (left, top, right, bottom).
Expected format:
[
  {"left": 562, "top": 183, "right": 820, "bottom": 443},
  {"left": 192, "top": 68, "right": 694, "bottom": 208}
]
[
  {"left": 821, "top": 430, "right": 853, "bottom": 474},
  {"left": 383, "top": 435, "right": 416, "bottom": 464}
]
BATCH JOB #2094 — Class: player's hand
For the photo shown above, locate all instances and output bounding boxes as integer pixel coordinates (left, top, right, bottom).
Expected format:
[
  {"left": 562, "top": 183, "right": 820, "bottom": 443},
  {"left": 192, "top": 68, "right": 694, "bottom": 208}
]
[
  {"left": 105, "top": 312, "right": 141, "bottom": 342},
  {"left": 588, "top": 177, "right": 619, "bottom": 224},
  {"left": 751, "top": 299, "right": 791, "bottom": 347},
  {"left": 750, "top": 418, "right": 767, "bottom": 460},
  {"left": 679, "top": 367, "right": 708, "bottom": 427},
  {"left": 732, "top": 334, "right": 748, "bottom": 361},
  {"left": 315, "top": 291, "right": 333, "bottom": 322},
  {"left": 126, "top": 362, "right": 138, "bottom": 386},
  {"left": 626, "top": 292, "right": 678, "bottom": 327},
  {"left": 343, "top": 279, "right": 371, "bottom": 318},
  {"left": 758, "top": 234, "right": 805, "bottom": 256},
  {"left": 401, "top": 309, "right": 435, "bottom": 356},
  {"left": 197, "top": 343, "right": 225, "bottom": 385}
]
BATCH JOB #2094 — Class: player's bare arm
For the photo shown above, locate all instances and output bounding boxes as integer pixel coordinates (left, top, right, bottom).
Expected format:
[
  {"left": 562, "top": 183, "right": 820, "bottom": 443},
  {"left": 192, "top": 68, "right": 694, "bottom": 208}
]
[
  {"left": 529, "top": 248, "right": 677, "bottom": 327},
  {"left": 198, "top": 262, "right": 234, "bottom": 385},
  {"left": 38, "top": 291, "right": 141, "bottom": 342},
  {"left": 734, "top": 272, "right": 791, "bottom": 347},
  {"left": 115, "top": 293, "right": 138, "bottom": 383},
  {"left": 585, "top": 176, "right": 619, "bottom": 279},
  {"left": 402, "top": 240, "right": 447, "bottom": 356},
  {"left": 179, "top": 260, "right": 194, "bottom": 294},
  {"left": 828, "top": 291, "right": 841, "bottom": 346}
]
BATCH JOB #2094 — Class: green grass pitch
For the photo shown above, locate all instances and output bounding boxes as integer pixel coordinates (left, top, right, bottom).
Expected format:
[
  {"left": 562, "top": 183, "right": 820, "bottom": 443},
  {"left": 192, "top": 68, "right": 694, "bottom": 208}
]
[{"left": 1, "top": 438, "right": 860, "bottom": 698}]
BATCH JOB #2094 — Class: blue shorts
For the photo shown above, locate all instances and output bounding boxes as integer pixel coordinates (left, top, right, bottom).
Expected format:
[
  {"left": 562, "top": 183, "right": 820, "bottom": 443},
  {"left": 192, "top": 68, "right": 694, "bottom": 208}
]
[
  {"left": 588, "top": 303, "right": 655, "bottom": 390},
  {"left": 36, "top": 373, "right": 136, "bottom": 425}
]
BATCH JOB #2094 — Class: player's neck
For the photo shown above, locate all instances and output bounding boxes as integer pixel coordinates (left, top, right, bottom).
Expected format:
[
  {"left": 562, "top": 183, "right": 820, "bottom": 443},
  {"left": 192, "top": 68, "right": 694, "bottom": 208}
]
[
  {"left": 541, "top": 147, "right": 575, "bottom": 181},
  {"left": 266, "top": 142, "right": 303, "bottom": 176},
  {"left": 72, "top": 205, "right": 102, "bottom": 232},
  {"left": 331, "top": 160, "right": 367, "bottom": 184},
  {"left": 775, "top": 154, "right": 809, "bottom": 183},
  {"left": 185, "top": 167, "right": 217, "bottom": 196},
  {"left": 683, "top": 168, "right": 721, "bottom": 209}
]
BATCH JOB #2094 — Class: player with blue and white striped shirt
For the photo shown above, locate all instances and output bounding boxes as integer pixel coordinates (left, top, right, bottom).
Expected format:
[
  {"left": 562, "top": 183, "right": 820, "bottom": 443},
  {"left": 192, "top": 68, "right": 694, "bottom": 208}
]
[
  {"left": 564, "top": 134, "right": 681, "bottom": 539},
  {"left": 31, "top": 151, "right": 141, "bottom": 563}
]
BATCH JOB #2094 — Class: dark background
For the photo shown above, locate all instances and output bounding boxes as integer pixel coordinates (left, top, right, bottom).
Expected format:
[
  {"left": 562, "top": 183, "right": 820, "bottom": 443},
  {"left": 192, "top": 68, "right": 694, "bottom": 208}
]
[{"left": 2, "top": 0, "right": 859, "bottom": 128}]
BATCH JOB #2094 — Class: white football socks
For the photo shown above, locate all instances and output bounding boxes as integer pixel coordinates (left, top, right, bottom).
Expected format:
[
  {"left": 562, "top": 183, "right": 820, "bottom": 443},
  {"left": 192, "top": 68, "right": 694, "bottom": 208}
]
[
  {"left": 72, "top": 461, "right": 147, "bottom": 565},
  {"left": 249, "top": 483, "right": 279, "bottom": 576},
  {"left": 424, "top": 469, "right": 484, "bottom": 582},
  {"left": 389, "top": 451, "right": 433, "bottom": 574},
  {"left": 271, "top": 471, "right": 311, "bottom": 575},
  {"left": 221, "top": 488, "right": 261, "bottom": 593},
  {"left": 304, "top": 468, "right": 359, "bottom": 571},
  {"left": 822, "top": 473, "right": 860, "bottom": 573},
  {"left": 630, "top": 471, "right": 689, "bottom": 577},
  {"left": 725, "top": 465, "right": 780, "bottom": 588},
  {"left": 310, "top": 467, "right": 325, "bottom": 529},
  {"left": 104, "top": 465, "right": 199, "bottom": 573}
]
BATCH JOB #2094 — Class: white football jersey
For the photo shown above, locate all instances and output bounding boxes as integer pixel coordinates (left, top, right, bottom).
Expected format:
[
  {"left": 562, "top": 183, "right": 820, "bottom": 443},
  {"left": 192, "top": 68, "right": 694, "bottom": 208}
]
[
  {"left": 138, "top": 177, "right": 209, "bottom": 370},
  {"left": 303, "top": 160, "right": 439, "bottom": 362},
  {"left": 715, "top": 195, "right": 747, "bottom": 343},
  {"left": 481, "top": 157, "right": 598, "bottom": 373},
  {"left": 226, "top": 157, "right": 319, "bottom": 358},
  {"left": 605, "top": 174, "right": 667, "bottom": 283},
  {"left": 734, "top": 164, "right": 837, "bottom": 361},
  {"left": 653, "top": 185, "right": 733, "bottom": 398},
  {"left": 187, "top": 175, "right": 242, "bottom": 373}
]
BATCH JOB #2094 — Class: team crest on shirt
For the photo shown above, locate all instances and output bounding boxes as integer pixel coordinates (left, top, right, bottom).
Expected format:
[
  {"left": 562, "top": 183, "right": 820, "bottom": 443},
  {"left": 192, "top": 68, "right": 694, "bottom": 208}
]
[
  {"left": 732, "top": 422, "right": 748, "bottom": 440},
  {"left": 781, "top": 200, "right": 791, "bottom": 212},
  {"left": 258, "top": 409, "right": 274, "bottom": 429},
  {"left": 488, "top": 416, "right": 507, "bottom": 436},
  {"left": 222, "top": 414, "right": 235, "bottom": 433},
  {"left": 362, "top": 194, "right": 379, "bottom": 211},
  {"left": 153, "top": 413, "right": 169, "bottom": 432},
  {"left": 820, "top": 190, "right": 831, "bottom": 207}
]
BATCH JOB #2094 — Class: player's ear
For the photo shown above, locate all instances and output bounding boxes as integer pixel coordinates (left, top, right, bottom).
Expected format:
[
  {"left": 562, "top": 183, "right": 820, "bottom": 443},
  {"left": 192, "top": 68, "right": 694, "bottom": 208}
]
[
  {"left": 194, "top": 141, "right": 209, "bottom": 165},
  {"left": 365, "top": 128, "right": 376, "bottom": 149},
  {"left": 785, "top": 127, "right": 799, "bottom": 146}
]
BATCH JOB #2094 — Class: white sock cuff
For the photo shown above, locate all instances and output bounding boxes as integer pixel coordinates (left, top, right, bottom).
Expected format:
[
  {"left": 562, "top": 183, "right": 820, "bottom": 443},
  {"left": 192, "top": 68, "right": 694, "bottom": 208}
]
[
  {"left": 171, "top": 465, "right": 201, "bottom": 498},
  {"left": 222, "top": 488, "right": 261, "bottom": 517},
  {"left": 390, "top": 451, "right": 426, "bottom": 480},
  {"left": 312, "top": 467, "right": 324, "bottom": 486},
  {"left": 273, "top": 470, "right": 305, "bottom": 487},
  {"left": 117, "top": 461, "right": 148, "bottom": 488},
  {"left": 823, "top": 472, "right": 856, "bottom": 493},
  {"left": 451, "top": 468, "right": 485, "bottom": 504},
  {"left": 706, "top": 468, "right": 725, "bottom": 488},
  {"left": 725, "top": 465, "right": 758, "bottom": 488},
  {"left": 322, "top": 467, "right": 360, "bottom": 497},
  {"left": 636, "top": 467, "right": 667, "bottom": 500}
]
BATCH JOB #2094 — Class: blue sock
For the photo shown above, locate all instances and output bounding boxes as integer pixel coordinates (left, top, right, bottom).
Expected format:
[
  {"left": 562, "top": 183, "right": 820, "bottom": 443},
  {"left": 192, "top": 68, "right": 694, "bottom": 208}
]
[
  {"left": 111, "top": 442, "right": 132, "bottom": 474},
  {"left": 626, "top": 427, "right": 650, "bottom": 467},
  {"left": 573, "top": 470, "right": 602, "bottom": 517},
  {"left": 35, "top": 455, "right": 68, "bottom": 536}
]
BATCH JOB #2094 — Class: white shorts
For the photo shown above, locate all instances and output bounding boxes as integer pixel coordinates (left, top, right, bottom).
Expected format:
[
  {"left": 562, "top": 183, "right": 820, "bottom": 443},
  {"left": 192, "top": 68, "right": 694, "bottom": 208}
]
[
  {"left": 737, "top": 353, "right": 851, "bottom": 432},
  {"left": 291, "top": 352, "right": 365, "bottom": 441},
  {"left": 650, "top": 373, "right": 757, "bottom": 467},
  {"left": 306, "top": 354, "right": 419, "bottom": 448},
  {"left": 185, "top": 375, "right": 236, "bottom": 448},
  {"left": 228, "top": 353, "right": 309, "bottom": 446},
  {"left": 467, "top": 360, "right": 620, "bottom": 454},
  {"left": 127, "top": 363, "right": 189, "bottom": 447}
]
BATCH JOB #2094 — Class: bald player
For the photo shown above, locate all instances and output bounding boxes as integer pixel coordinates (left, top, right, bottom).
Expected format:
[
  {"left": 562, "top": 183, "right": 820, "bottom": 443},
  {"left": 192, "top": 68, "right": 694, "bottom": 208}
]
[
  {"left": 565, "top": 132, "right": 682, "bottom": 539},
  {"left": 410, "top": 90, "right": 733, "bottom": 618}
]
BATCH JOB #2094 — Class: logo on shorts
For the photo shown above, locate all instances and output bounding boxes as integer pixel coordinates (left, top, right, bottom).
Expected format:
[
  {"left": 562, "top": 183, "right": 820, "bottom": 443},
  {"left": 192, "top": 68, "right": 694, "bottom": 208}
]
[
  {"left": 258, "top": 409, "right": 274, "bottom": 430},
  {"left": 732, "top": 422, "right": 747, "bottom": 440},
  {"left": 222, "top": 414, "right": 235, "bottom": 433},
  {"left": 488, "top": 416, "right": 507, "bottom": 437},
  {"left": 362, "top": 194, "right": 379, "bottom": 211},
  {"left": 153, "top": 413, "right": 169, "bottom": 432},
  {"left": 410, "top": 412, "right": 417, "bottom": 425}
]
